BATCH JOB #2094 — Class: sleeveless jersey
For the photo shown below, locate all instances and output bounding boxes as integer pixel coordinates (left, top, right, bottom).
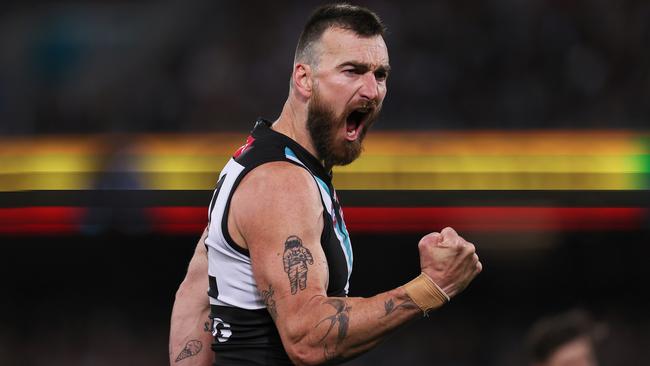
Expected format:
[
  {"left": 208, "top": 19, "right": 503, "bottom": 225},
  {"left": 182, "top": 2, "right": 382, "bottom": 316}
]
[{"left": 204, "top": 119, "right": 353, "bottom": 365}]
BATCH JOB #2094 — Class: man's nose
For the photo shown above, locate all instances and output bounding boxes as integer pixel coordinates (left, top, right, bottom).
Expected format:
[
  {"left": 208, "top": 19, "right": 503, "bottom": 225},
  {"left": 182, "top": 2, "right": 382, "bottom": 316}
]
[{"left": 358, "top": 72, "right": 379, "bottom": 101}]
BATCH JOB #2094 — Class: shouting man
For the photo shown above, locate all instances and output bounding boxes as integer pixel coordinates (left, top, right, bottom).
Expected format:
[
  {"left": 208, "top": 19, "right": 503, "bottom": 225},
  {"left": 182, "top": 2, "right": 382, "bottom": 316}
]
[{"left": 170, "top": 4, "right": 482, "bottom": 365}]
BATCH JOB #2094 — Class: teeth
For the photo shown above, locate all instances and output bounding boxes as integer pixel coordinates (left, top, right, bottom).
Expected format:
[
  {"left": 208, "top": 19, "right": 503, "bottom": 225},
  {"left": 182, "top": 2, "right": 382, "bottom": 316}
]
[{"left": 347, "top": 130, "right": 355, "bottom": 136}]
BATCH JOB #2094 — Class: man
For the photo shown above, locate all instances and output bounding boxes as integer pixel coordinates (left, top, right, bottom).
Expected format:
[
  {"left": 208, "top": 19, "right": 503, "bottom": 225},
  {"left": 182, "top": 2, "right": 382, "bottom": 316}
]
[
  {"left": 169, "top": 4, "right": 482, "bottom": 365},
  {"left": 525, "top": 309, "right": 604, "bottom": 366}
]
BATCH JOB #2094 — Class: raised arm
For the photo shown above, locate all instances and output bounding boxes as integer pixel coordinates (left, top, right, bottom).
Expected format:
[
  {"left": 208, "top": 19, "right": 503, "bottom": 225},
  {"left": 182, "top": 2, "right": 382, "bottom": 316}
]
[
  {"left": 169, "top": 228, "right": 214, "bottom": 365},
  {"left": 230, "top": 162, "right": 482, "bottom": 365}
]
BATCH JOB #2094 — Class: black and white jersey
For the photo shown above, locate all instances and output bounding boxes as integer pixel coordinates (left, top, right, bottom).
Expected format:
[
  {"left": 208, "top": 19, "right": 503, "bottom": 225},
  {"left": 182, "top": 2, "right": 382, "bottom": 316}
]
[{"left": 204, "top": 119, "right": 353, "bottom": 365}]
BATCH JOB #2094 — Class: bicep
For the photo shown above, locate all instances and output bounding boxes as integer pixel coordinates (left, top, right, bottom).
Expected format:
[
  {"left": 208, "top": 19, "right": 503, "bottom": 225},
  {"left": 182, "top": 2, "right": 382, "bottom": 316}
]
[
  {"left": 232, "top": 163, "right": 328, "bottom": 332},
  {"left": 253, "top": 232, "right": 328, "bottom": 301},
  {"left": 249, "top": 216, "right": 329, "bottom": 344}
]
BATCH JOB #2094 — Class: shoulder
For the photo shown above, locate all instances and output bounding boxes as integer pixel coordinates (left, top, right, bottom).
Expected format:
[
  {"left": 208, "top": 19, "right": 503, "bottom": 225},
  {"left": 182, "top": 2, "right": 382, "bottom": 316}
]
[
  {"left": 238, "top": 161, "right": 320, "bottom": 203},
  {"left": 231, "top": 161, "right": 323, "bottom": 233}
]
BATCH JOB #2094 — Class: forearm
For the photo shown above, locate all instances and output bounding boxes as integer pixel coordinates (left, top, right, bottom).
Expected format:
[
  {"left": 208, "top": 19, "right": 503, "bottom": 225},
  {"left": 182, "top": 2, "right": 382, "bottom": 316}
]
[
  {"left": 281, "top": 287, "right": 422, "bottom": 365},
  {"left": 169, "top": 288, "right": 213, "bottom": 365},
  {"left": 169, "top": 228, "right": 214, "bottom": 365}
]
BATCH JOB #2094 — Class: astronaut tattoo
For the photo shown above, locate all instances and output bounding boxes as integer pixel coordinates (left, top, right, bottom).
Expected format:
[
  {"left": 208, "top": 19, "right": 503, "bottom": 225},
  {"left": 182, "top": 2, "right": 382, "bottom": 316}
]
[{"left": 283, "top": 235, "right": 314, "bottom": 294}]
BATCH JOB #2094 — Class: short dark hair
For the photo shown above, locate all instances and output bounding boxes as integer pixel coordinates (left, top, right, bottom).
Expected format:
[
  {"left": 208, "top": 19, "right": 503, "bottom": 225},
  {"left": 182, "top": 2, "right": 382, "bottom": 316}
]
[
  {"left": 525, "top": 309, "right": 601, "bottom": 363},
  {"left": 294, "top": 3, "right": 386, "bottom": 65}
]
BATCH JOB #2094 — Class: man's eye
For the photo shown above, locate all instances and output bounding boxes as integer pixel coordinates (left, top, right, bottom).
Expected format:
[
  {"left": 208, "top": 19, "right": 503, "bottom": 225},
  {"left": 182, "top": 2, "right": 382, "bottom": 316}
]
[
  {"left": 343, "top": 69, "right": 357, "bottom": 75},
  {"left": 375, "top": 72, "right": 387, "bottom": 81}
]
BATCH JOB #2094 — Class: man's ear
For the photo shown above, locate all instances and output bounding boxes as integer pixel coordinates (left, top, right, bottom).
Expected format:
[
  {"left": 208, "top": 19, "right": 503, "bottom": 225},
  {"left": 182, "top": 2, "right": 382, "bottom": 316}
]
[{"left": 292, "top": 63, "right": 313, "bottom": 97}]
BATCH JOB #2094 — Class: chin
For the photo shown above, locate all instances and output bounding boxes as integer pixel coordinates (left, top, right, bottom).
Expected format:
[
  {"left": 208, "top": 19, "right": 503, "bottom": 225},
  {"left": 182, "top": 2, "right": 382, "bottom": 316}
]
[{"left": 327, "top": 139, "right": 363, "bottom": 167}]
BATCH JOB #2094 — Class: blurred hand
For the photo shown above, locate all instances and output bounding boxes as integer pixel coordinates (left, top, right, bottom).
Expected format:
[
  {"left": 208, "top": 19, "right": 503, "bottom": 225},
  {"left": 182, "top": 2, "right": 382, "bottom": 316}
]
[{"left": 417, "top": 227, "right": 482, "bottom": 298}]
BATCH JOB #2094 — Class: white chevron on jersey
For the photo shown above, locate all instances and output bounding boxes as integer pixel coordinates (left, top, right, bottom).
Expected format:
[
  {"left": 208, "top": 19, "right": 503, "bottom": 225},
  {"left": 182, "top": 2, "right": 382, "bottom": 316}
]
[{"left": 205, "top": 158, "right": 265, "bottom": 310}]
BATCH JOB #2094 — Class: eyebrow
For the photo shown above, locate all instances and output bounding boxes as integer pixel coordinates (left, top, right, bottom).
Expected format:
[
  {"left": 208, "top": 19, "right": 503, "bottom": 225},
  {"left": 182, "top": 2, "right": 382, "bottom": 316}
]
[{"left": 338, "top": 61, "right": 391, "bottom": 74}]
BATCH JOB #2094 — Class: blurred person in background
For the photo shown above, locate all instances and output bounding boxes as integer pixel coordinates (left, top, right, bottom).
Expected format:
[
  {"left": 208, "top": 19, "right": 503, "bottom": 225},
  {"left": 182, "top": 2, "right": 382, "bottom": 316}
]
[
  {"left": 170, "top": 4, "right": 481, "bottom": 365},
  {"left": 526, "top": 308, "right": 606, "bottom": 366}
]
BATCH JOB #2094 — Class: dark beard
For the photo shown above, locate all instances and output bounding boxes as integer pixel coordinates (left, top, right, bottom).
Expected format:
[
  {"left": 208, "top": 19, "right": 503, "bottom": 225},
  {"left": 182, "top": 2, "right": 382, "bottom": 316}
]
[{"left": 306, "top": 90, "right": 377, "bottom": 169}]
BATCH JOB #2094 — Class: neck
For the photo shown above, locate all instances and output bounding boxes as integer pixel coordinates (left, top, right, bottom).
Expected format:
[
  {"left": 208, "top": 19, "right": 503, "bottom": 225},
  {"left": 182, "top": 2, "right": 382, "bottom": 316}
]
[{"left": 271, "top": 98, "right": 321, "bottom": 163}]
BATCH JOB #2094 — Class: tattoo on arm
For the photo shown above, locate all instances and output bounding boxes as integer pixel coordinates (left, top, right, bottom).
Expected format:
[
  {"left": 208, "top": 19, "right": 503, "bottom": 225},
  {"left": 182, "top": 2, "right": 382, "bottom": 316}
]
[
  {"left": 315, "top": 299, "right": 351, "bottom": 344},
  {"left": 381, "top": 298, "right": 419, "bottom": 318},
  {"left": 315, "top": 298, "right": 351, "bottom": 362},
  {"left": 175, "top": 340, "right": 202, "bottom": 362},
  {"left": 282, "top": 235, "right": 313, "bottom": 295},
  {"left": 260, "top": 284, "right": 278, "bottom": 320}
]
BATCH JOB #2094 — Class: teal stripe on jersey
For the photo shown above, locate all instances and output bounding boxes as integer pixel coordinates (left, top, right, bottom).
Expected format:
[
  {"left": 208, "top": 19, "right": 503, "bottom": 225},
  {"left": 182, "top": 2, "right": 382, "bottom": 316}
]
[
  {"left": 332, "top": 211, "right": 353, "bottom": 276},
  {"left": 337, "top": 210, "right": 353, "bottom": 270},
  {"left": 313, "top": 175, "right": 331, "bottom": 197},
  {"left": 284, "top": 147, "right": 298, "bottom": 160},
  {"left": 314, "top": 175, "right": 353, "bottom": 274},
  {"left": 285, "top": 146, "right": 353, "bottom": 283}
]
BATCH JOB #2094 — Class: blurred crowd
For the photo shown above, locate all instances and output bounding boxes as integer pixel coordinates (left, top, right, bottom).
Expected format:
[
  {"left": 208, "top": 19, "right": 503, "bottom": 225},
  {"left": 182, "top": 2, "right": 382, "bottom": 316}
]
[{"left": 0, "top": 0, "right": 648, "bottom": 135}]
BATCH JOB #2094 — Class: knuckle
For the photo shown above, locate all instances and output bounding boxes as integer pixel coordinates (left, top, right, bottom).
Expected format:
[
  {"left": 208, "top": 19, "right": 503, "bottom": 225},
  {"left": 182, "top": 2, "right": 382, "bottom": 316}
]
[
  {"left": 441, "top": 227, "right": 455, "bottom": 236},
  {"left": 417, "top": 240, "right": 426, "bottom": 251},
  {"left": 420, "top": 232, "right": 440, "bottom": 245},
  {"left": 429, "top": 232, "right": 441, "bottom": 241}
]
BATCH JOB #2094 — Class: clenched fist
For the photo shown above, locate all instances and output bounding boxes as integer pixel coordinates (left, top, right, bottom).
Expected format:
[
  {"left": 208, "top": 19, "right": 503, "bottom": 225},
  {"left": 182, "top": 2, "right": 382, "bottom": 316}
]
[{"left": 417, "top": 227, "right": 482, "bottom": 298}]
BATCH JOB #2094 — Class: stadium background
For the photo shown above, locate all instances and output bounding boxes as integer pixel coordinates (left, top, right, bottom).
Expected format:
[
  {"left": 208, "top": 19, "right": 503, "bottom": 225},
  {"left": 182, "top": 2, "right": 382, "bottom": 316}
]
[{"left": 1, "top": 0, "right": 649, "bottom": 365}]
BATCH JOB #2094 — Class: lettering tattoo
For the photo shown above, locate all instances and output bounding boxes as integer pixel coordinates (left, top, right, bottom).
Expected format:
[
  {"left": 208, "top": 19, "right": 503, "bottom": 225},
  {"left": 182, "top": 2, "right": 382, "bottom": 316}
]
[
  {"left": 282, "top": 235, "right": 314, "bottom": 294},
  {"left": 260, "top": 284, "right": 278, "bottom": 320},
  {"left": 175, "top": 340, "right": 202, "bottom": 362},
  {"left": 381, "top": 298, "right": 419, "bottom": 318}
]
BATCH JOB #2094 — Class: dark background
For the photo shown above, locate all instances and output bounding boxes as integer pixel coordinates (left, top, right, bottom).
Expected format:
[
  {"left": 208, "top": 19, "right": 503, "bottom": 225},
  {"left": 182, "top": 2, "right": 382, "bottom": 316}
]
[
  {"left": 2, "top": 0, "right": 650, "bottom": 365},
  {"left": 3, "top": 231, "right": 650, "bottom": 365},
  {"left": 1, "top": 0, "right": 649, "bottom": 134}
]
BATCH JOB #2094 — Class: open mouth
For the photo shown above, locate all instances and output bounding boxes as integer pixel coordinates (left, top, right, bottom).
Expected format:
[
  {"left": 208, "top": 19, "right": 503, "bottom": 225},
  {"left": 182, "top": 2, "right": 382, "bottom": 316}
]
[{"left": 345, "top": 108, "right": 371, "bottom": 141}]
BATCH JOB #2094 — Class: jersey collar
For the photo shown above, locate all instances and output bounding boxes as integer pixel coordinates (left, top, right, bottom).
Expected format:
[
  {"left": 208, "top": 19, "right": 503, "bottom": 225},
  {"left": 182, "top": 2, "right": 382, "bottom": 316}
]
[{"left": 252, "top": 118, "right": 333, "bottom": 184}]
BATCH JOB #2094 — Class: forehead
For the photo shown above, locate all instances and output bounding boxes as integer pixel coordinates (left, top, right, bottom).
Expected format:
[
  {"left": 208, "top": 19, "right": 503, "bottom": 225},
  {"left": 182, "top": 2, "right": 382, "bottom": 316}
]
[{"left": 316, "top": 27, "right": 389, "bottom": 68}]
